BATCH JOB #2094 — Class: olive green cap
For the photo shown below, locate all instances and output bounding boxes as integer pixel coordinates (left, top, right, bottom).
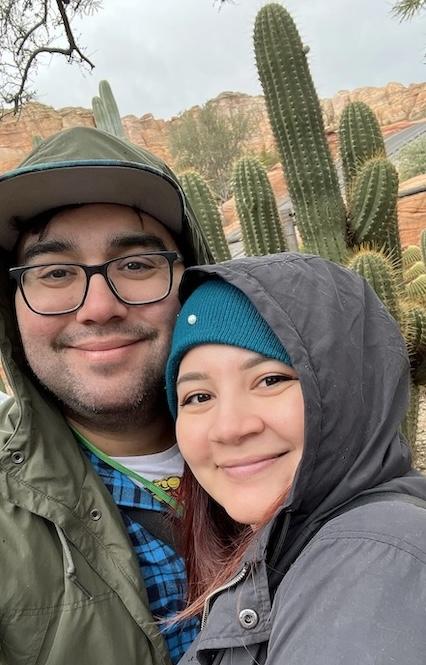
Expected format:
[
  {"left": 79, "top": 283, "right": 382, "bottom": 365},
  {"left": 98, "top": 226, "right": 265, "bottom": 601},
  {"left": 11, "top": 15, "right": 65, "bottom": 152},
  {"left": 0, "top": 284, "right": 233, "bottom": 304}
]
[{"left": 0, "top": 126, "right": 212, "bottom": 264}]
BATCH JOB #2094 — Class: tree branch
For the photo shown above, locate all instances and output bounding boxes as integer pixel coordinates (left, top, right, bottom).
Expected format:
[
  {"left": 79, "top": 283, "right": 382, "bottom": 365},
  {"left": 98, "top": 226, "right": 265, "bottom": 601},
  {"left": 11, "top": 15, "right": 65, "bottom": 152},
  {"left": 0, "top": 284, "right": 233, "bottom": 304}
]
[
  {"left": 16, "top": 0, "right": 48, "bottom": 54},
  {"left": 0, "top": 0, "right": 99, "bottom": 115}
]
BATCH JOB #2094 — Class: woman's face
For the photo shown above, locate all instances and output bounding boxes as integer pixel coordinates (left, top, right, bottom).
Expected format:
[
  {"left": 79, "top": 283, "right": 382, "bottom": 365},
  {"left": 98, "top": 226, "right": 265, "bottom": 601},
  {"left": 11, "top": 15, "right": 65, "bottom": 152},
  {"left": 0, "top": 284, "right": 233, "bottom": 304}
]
[{"left": 176, "top": 344, "right": 304, "bottom": 525}]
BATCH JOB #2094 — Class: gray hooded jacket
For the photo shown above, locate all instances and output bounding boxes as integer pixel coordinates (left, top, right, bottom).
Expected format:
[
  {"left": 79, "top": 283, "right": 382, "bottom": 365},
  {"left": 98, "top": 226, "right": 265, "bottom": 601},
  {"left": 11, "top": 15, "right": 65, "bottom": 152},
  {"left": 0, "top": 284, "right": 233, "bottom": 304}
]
[{"left": 177, "top": 253, "right": 426, "bottom": 665}]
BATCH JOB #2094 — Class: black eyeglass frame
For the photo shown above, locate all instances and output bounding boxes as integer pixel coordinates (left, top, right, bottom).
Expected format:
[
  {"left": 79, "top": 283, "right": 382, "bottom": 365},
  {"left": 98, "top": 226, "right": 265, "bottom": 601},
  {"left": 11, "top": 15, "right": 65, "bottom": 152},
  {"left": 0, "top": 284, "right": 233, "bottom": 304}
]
[{"left": 9, "top": 250, "right": 183, "bottom": 316}]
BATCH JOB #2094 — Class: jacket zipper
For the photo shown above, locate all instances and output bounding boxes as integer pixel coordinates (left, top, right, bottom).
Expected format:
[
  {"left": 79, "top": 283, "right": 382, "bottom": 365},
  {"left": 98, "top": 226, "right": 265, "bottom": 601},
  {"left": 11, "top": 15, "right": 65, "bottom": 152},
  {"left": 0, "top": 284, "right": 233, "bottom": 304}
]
[{"left": 201, "top": 562, "right": 250, "bottom": 629}]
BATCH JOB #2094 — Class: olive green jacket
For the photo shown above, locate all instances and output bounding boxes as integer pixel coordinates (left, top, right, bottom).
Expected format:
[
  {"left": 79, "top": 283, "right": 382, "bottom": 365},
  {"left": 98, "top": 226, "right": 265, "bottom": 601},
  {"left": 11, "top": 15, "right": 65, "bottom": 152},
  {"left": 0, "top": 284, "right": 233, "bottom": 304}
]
[{"left": 0, "top": 320, "right": 170, "bottom": 664}]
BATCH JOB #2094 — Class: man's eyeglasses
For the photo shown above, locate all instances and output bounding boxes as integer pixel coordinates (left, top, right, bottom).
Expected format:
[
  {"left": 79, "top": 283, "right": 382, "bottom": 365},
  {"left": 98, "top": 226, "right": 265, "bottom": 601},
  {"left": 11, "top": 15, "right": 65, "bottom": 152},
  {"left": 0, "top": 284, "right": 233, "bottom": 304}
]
[{"left": 9, "top": 251, "right": 183, "bottom": 316}]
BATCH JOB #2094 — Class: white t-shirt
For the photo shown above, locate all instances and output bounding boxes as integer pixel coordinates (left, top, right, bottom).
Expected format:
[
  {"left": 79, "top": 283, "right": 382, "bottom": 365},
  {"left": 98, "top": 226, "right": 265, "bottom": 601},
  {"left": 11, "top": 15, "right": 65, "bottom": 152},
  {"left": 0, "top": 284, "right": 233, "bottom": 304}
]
[{"left": 111, "top": 443, "right": 184, "bottom": 492}]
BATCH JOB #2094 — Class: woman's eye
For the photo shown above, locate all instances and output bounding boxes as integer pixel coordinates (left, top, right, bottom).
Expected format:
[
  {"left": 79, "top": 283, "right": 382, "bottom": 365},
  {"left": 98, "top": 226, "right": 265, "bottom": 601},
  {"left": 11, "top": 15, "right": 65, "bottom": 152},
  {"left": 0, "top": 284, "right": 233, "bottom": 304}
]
[
  {"left": 261, "top": 374, "right": 294, "bottom": 387},
  {"left": 180, "top": 392, "right": 211, "bottom": 407}
]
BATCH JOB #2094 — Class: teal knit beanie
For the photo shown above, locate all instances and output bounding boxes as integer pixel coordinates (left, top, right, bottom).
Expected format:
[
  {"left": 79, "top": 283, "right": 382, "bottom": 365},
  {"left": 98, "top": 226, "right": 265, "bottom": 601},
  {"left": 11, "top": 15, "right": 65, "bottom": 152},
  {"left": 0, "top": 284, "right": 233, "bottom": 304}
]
[{"left": 165, "top": 279, "right": 292, "bottom": 417}]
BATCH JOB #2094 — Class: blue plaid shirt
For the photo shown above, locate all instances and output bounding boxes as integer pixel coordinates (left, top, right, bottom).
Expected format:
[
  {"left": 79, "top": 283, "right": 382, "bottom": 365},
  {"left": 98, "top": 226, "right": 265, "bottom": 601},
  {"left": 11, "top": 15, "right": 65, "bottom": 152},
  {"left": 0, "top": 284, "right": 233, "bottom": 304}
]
[{"left": 81, "top": 446, "right": 199, "bottom": 664}]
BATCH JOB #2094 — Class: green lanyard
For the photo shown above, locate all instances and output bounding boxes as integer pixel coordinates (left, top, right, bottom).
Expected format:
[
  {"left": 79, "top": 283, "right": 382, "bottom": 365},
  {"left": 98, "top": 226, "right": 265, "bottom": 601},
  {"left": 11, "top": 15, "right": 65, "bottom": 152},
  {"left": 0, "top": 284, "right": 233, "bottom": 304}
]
[{"left": 72, "top": 427, "right": 181, "bottom": 512}]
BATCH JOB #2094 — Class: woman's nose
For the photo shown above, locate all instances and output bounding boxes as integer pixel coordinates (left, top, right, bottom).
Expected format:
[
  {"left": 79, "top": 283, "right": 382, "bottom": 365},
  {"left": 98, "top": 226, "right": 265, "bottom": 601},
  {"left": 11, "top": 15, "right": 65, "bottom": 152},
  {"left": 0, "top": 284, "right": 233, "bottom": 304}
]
[{"left": 208, "top": 399, "right": 265, "bottom": 445}]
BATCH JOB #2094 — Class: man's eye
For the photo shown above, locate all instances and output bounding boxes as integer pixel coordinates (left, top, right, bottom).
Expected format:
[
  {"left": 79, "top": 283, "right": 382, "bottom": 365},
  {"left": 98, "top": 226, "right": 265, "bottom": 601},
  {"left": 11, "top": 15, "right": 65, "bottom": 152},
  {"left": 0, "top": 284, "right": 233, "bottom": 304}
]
[
  {"left": 123, "top": 260, "right": 151, "bottom": 271},
  {"left": 117, "top": 255, "right": 160, "bottom": 272},
  {"left": 36, "top": 267, "right": 76, "bottom": 281},
  {"left": 180, "top": 393, "right": 211, "bottom": 407}
]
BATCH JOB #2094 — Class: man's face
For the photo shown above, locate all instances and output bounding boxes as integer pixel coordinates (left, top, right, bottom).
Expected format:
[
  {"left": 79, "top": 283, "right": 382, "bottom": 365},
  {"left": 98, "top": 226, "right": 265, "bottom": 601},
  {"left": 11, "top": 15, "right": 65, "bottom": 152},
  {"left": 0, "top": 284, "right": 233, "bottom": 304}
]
[{"left": 15, "top": 203, "right": 184, "bottom": 429}]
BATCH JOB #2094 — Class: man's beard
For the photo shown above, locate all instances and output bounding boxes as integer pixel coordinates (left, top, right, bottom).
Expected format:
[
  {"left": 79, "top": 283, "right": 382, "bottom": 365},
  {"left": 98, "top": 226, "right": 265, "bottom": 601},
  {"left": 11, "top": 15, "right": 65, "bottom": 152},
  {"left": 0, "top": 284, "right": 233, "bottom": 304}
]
[
  {"left": 23, "top": 323, "right": 172, "bottom": 433},
  {"left": 65, "top": 368, "right": 168, "bottom": 431}
]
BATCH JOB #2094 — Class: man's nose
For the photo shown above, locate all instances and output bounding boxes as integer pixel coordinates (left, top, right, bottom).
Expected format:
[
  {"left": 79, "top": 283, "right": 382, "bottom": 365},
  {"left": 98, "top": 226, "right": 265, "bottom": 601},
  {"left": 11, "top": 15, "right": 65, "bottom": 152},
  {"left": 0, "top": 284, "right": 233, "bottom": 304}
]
[
  {"left": 209, "top": 398, "right": 265, "bottom": 445},
  {"left": 75, "top": 274, "right": 128, "bottom": 324}
]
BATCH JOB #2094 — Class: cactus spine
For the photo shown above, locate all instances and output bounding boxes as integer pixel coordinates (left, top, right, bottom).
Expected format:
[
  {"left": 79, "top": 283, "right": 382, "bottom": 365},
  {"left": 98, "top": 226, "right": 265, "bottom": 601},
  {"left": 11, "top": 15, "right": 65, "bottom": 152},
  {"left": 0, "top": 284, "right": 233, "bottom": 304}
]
[
  {"left": 233, "top": 157, "right": 288, "bottom": 256},
  {"left": 254, "top": 3, "right": 347, "bottom": 263},
  {"left": 179, "top": 171, "right": 231, "bottom": 262},
  {"left": 92, "top": 80, "right": 125, "bottom": 138}
]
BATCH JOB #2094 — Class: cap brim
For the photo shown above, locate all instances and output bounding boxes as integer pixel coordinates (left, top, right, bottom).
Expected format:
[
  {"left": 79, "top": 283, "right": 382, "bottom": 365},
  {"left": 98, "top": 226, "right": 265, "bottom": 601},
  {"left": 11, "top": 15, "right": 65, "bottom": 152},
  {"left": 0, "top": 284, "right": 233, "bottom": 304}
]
[{"left": 0, "top": 161, "right": 184, "bottom": 251}]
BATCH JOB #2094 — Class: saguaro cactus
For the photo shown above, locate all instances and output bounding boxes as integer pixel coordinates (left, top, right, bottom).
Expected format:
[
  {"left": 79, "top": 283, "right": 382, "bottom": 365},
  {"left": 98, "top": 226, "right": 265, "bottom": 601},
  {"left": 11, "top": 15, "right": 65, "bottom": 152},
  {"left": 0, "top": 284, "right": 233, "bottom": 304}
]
[
  {"left": 339, "top": 101, "right": 385, "bottom": 201},
  {"left": 179, "top": 171, "right": 231, "bottom": 262},
  {"left": 254, "top": 3, "right": 347, "bottom": 263},
  {"left": 252, "top": 2, "right": 425, "bottom": 447},
  {"left": 233, "top": 157, "right": 287, "bottom": 256},
  {"left": 348, "top": 157, "right": 401, "bottom": 265},
  {"left": 92, "top": 80, "right": 125, "bottom": 139}
]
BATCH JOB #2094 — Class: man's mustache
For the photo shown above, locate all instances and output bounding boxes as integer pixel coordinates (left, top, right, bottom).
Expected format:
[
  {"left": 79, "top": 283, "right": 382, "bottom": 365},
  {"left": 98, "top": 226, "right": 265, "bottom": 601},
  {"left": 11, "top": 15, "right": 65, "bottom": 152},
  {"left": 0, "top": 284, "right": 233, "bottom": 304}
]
[{"left": 52, "top": 324, "right": 158, "bottom": 350}]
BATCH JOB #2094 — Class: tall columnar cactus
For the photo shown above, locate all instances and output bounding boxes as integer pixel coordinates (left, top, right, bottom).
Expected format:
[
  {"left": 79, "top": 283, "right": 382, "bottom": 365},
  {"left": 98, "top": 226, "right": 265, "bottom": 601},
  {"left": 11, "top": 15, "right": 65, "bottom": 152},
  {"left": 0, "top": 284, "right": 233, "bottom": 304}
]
[
  {"left": 338, "top": 101, "right": 385, "bottom": 201},
  {"left": 254, "top": 3, "right": 347, "bottom": 263},
  {"left": 338, "top": 103, "right": 402, "bottom": 271},
  {"left": 252, "top": 2, "right": 425, "bottom": 448},
  {"left": 179, "top": 171, "right": 231, "bottom": 262},
  {"left": 233, "top": 157, "right": 288, "bottom": 256},
  {"left": 347, "top": 157, "right": 402, "bottom": 269},
  {"left": 92, "top": 80, "right": 125, "bottom": 139},
  {"left": 348, "top": 158, "right": 399, "bottom": 246}
]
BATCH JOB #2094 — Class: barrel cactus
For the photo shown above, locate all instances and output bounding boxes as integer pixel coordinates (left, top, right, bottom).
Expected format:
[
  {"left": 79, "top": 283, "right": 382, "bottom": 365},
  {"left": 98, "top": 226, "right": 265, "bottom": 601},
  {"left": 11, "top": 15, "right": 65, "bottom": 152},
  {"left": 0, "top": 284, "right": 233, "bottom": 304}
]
[
  {"left": 405, "top": 262, "right": 426, "bottom": 284},
  {"left": 403, "top": 245, "right": 423, "bottom": 271},
  {"left": 233, "top": 156, "right": 287, "bottom": 256},
  {"left": 348, "top": 249, "right": 401, "bottom": 323}
]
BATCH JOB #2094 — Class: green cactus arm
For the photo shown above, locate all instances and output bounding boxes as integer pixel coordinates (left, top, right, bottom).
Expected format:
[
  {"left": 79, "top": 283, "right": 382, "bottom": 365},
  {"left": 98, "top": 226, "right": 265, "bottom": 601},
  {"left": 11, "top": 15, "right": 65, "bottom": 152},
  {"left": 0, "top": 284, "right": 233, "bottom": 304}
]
[
  {"left": 348, "top": 158, "right": 398, "bottom": 244},
  {"left": 233, "top": 156, "right": 287, "bottom": 256},
  {"left": 180, "top": 171, "right": 231, "bottom": 262},
  {"left": 253, "top": 3, "right": 347, "bottom": 263},
  {"left": 92, "top": 95, "right": 115, "bottom": 136},
  {"left": 98, "top": 80, "right": 125, "bottom": 139},
  {"left": 348, "top": 157, "right": 401, "bottom": 270},
  {"left": 338, "top": 101, "right": 386, "bottom": 201}
]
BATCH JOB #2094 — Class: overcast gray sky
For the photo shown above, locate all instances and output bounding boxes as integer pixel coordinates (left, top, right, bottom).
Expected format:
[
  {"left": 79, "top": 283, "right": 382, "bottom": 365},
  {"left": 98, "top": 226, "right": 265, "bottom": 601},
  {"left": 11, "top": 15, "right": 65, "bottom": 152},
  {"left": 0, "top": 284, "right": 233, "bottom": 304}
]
[{"left": 34, "top": 0, "right": 425, "bottom": 120}]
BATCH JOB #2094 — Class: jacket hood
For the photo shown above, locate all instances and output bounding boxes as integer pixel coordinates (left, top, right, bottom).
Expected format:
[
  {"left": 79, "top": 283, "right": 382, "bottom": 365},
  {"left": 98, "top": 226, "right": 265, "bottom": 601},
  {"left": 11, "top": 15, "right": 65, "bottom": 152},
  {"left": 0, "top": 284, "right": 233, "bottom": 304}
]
[{"left": 178, "top": 252, "right": 415, "bottom": 521}]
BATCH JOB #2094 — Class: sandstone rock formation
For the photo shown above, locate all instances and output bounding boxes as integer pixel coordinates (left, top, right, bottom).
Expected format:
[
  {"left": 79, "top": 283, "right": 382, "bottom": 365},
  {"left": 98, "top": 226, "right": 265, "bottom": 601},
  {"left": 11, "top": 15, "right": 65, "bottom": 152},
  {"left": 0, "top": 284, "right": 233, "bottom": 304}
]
[{"left": 0, "top": 82, "right": 424, "bottom": 174}]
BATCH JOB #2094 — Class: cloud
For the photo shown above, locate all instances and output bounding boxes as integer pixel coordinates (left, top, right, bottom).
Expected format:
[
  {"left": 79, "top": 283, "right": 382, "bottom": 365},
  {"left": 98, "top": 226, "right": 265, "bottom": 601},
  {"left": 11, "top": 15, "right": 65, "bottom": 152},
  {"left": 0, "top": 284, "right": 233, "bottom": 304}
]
[{"left": 33, "top": 0, "right": 425, "bottom": 119}]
